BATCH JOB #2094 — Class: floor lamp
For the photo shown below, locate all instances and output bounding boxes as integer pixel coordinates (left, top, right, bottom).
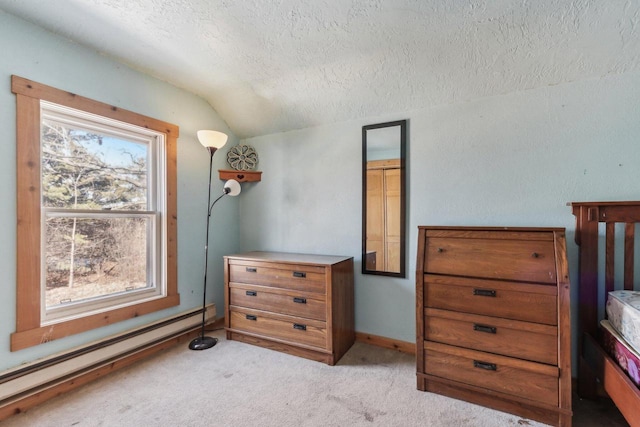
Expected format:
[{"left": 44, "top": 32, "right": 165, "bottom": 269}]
[{"left": 189, "top": 130, "right": 242, "bottom": 351}]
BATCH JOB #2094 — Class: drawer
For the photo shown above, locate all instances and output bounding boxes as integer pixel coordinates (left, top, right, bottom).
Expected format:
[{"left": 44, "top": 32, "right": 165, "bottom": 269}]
[
  {"left": 229, "top": 284, "right": 326, "bottom": 321},
  {"left": 229, "top": 308, "right": 327, "bottom": 349},
  {"left": 424, "top": 231, "right": 557, "bottom": 284},
  {"left": 424, "top": 275, "right": 557, "bottom": 325},
  {"left": 229, "top": 260, "right": 326, "bottom": 294},
  {"left": 424, "top": 308, "right": 557, "bottom": 365},
  {"left": 423, "top": 341, "right": 559, "bottom": 406}
]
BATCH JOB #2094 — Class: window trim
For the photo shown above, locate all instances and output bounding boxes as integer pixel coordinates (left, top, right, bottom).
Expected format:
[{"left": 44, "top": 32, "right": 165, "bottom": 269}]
[{"left": 11, "top": 75, "right": 180, "bottom": 351}]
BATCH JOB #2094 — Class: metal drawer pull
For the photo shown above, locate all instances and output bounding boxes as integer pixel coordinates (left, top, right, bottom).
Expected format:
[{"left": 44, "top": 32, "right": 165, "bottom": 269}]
[
  {"left": 246, "top": 314, "right": 257, "bottom": 321},
  {"left": 246, "top": 267, "right": 257, "bottom": 273},
  {"left": 437, "top": 247, "right": 444, "bottom": 253},
  {"left": 246, "top": 290, "right": 257, "bottom": 297},
  {"left": 293, "top": 297, "right": 307, "bottom": 304},
  {"left": 293, "top": 323, "right": 307, "bottom": 331},
  {"left": 293, "top": 271, "right": 306, "bottom": 278},
  {"left": 473, "top": 324, "right": 497, "bottom": 334},
  {"left": 473, "top": 360, "right": 497, "bottom": 371},
  {"left": 473, "top": 288, "right": 496, "bottom": 297},
  {"left": 532, "top": 252, "right": 539, "bottom": 258}
]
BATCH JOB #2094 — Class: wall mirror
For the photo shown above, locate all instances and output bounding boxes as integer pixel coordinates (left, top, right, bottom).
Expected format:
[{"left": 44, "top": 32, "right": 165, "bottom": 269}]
[{"left": 362, "top": 120, "right": 406, "bottom": 277}]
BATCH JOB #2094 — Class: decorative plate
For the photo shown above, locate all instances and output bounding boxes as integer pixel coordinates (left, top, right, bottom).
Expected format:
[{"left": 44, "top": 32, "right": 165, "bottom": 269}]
[{"left": 227, "top": 144, "right": 258, "bottom": 171}]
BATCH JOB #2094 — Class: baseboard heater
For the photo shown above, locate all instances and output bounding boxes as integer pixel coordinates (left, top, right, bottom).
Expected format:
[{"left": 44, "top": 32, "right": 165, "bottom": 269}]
[{"left": 0, "top": 304, "right": 215, "bottom": 408}]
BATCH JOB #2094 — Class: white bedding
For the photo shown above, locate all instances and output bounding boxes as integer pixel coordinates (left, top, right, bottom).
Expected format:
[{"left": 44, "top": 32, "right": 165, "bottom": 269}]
[{"left": 607, "top": 290, "right": 640, "bottom": 355}]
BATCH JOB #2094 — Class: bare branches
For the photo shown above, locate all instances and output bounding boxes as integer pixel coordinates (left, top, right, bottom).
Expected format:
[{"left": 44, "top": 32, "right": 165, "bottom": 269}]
[{"left": 43, "top": 122, "right": 149, "bottom": 298}]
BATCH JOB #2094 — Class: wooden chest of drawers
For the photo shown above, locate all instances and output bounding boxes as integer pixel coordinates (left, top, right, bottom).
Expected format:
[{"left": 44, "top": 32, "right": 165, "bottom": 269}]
[
  {"left": 224, "top": 251, "right": 354, "bottom": 365},
  {"left": 416, "top": 227, "right": 572, "bottom": 426}
]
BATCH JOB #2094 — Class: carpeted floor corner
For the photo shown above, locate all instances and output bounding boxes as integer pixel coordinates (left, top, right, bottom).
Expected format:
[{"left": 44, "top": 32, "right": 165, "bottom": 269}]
[{"left": 2, "top": 330, "right": 554, "bottom": 427}]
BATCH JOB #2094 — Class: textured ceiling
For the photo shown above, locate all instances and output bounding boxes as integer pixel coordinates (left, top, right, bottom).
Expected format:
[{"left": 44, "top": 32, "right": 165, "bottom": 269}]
[{"left": 1, "top": 0, "right": 639, "bottom": 139}]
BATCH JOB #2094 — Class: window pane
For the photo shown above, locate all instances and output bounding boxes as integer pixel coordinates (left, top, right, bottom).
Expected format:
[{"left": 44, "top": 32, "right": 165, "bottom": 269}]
[
  {"left": 45, "top": 216, "right": 152, "bottom": 309},
  {"left": 41, "top": 120, "right": 148, "bottom": 211}
]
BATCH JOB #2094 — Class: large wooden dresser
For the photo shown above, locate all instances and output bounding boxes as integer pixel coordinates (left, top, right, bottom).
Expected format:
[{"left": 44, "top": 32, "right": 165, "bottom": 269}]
[
  {"left": 416, "top": 227, "right": 572, "bottom": 426},
  {"left": 224, "top": 251, "right": 354, "bottom": 365}
]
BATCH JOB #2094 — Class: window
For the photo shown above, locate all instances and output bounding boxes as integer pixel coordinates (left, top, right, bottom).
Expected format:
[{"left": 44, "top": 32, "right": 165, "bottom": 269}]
[
  {"left": 41, "top": 102, "right": 166, "bottom": 323},
  {"left": 11, "top": 76, "right": 179, "bottom": 351}
]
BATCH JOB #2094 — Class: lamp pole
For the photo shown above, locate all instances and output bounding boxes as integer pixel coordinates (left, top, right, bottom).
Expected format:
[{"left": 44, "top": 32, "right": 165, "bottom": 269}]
[
  {"left": 188, "top": 130, "right": 239, "bottom": 351},
  {"left": 189, "top": 146, "right": 221, "bottom": 350}
]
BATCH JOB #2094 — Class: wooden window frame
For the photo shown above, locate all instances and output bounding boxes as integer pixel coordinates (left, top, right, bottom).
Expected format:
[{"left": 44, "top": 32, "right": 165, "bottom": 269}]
[{"left": 11, "top": 76, "right": 180, "bottom": 351}]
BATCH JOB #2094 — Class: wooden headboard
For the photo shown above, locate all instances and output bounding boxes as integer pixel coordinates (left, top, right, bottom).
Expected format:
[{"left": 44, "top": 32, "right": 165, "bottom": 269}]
[
  {"left": 571, "top": 201, "right": 640, "bottom": 426},
  {"left": 572, "top": 201, "right": 640, "bottom": 336}
]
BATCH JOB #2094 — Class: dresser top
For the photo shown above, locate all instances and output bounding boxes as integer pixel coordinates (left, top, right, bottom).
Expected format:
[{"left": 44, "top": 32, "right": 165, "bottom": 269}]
[
  {"left": 224, "top": 251, "right": 353, "bottom": 266},
  {"left": 418, "top": 226, "right": 565, "bottom": 232}
]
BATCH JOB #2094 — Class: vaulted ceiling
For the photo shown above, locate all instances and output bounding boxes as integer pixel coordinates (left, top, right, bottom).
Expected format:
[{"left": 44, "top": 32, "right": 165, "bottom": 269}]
[{"left": 1, "top": 0, "right": 639, "bottom": 139}]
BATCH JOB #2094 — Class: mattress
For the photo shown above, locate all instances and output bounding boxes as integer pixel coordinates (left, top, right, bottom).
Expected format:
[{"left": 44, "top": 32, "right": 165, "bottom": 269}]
[
  {"left": 606, "top": 290, "right": 640, "bottom": 355},
  {"left": 601, "top": 319, "right": 640, "bottom": 388}
]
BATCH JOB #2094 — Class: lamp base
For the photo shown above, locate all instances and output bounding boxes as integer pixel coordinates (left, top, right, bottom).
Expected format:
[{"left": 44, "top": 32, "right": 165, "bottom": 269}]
[{"left": 188, "top": 336, "right": 218, "bottom": 351}]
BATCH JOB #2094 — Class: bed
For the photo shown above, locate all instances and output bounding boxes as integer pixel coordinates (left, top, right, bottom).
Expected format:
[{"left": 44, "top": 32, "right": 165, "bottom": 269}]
[{"left": 571, "top": 201, "right": 640, "bottom": 427}]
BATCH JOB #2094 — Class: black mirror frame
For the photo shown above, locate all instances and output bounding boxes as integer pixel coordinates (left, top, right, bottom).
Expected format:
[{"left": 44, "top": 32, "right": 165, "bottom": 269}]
[{"left": 361, "top": 119, "right": 407, "bottom": 278}]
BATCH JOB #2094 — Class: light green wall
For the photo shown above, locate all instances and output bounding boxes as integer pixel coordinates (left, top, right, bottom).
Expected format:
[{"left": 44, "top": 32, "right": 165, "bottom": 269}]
[
  {"left": 240, "top": 72, "right": 640, "bottom": 371},
  {"left": 0, "top": 10, "right": 239, "bottom": 372},
  {"left": 3, "top": 7, "right": 640, "bottom": 378}
]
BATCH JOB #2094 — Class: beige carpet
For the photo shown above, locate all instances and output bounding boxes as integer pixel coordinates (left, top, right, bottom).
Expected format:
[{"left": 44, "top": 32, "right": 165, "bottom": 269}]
[{"left": 4, "top": 330, "right": 550, "bottom": 427}]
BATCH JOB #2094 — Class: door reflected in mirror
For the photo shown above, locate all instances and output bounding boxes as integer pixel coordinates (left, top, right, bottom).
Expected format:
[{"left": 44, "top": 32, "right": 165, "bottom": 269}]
[{"left": 362, "top": 120, "right": 406, "bottom": 277}]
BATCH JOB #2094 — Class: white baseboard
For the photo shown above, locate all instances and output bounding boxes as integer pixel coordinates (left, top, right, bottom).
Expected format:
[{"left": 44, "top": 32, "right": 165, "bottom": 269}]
[{"left": 0, "top": 304, "right": 215, "bottom": 404}]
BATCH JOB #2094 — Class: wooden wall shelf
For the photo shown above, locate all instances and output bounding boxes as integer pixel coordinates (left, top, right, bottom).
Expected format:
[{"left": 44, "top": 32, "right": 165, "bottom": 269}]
[{"left": 218, "top": 169, "right": 262, "bottom": 182}]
